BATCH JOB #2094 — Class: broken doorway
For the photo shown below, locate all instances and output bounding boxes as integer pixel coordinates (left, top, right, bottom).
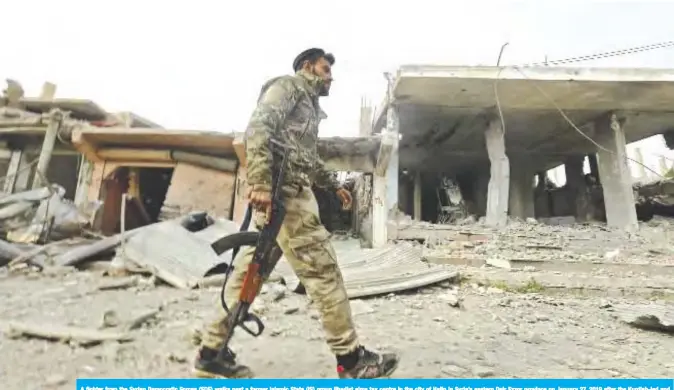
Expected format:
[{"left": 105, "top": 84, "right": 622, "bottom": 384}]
[
  {"left": 97, "top": 166, "right": 174, "bottom": 235},
  {"left": 313, "top": 171, "right": 356, "bottom": 234}
]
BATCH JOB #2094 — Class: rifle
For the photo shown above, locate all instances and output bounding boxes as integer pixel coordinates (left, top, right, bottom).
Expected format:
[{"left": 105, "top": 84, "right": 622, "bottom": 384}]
[{"left": 213, "top": 137, "right": 288, "bottom": 362}]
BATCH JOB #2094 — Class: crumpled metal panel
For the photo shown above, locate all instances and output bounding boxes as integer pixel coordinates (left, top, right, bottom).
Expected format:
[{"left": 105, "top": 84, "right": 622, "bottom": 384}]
[
  {"left": 121, "top": 217, "right": 238, "bottom": 289},
  {"left": 274, "top": 241, "right": 458, "bottom": 299}
]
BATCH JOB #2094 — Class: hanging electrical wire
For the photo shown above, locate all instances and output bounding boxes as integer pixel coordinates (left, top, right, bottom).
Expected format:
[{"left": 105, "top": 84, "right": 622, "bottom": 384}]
[
  {"left": 520, "top": 40, "right": 674, "bottom": 68},
  {"left": 494, "top": 41, "right": 674, "bottom": 178}
]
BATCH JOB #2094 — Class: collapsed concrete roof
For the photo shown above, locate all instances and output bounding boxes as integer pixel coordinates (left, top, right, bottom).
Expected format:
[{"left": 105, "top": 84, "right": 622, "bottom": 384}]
[{"left": 373, "top": 65, "right": 674, "bottom": 173}]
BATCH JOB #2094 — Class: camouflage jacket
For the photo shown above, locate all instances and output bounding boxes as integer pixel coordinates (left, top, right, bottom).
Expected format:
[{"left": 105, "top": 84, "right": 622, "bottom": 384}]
[{"left": 244, "top": 70, "right": 339, "bottom": 193}]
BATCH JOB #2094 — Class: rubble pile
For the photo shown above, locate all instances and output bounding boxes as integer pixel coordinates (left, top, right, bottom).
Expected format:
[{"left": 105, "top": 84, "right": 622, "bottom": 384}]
[
  {"left": 0, "top": 185, "right": 102, "bottom": 268},
  {"left": 635, "top": 178, "right": 674, "bottom": 220},
  {"left": 3, "top": 181, "right": 674, "bottom": 384},
  {"left": 395, "top": 212, "right": 674, "bottom": 269}
]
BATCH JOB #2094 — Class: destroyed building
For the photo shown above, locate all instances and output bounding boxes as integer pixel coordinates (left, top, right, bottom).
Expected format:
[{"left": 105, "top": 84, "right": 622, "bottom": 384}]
[
  {"left": 5, "top": 69, "right": 674, "bottom": 385},
  {"left": 71, "top": 127, "right": 380, "bottom": 237},
  {"left": 3, "top": 67, "right": 674, "bottom": 251},
  {"left": 366, "top": 65, "right": 674, "bottom": 242},
  {"left": 0, "top": 79, "right": 389, "bottom": 247}
]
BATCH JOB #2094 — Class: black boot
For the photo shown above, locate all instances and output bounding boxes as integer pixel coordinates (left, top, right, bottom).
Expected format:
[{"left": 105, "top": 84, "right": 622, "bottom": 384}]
[
  {"left": 337, "top": 346, "right": 399, "bottom": 379},
  {"left": 193, "top": 347, "right": 254, "bottom": 378}
]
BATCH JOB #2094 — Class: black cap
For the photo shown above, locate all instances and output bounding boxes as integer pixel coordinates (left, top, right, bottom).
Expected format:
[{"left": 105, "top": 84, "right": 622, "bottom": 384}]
[{"left": 292, "top": 48, "right": 335, "bottom": 72}]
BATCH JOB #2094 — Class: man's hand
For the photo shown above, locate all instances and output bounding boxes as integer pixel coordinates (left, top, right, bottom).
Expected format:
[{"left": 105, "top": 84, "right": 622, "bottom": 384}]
[
  {"left": 247, "top": 188, "right": 272, "bottom": 223},
  {"left": 336, "top": 187, "right": 353, "bottom": 210}
]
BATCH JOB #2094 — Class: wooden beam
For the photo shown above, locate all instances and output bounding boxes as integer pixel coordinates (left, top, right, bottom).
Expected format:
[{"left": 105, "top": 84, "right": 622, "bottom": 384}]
[
  {"left": 3, "top": 151, "right": 22, "bottom": 193},
  {"left": 23, "top": 148, "right": 80, "bottom": 156},
  {"left": 71, "top": 131, "right": 102, "bottom": 163},
  {"left": 11, "top": 150, "right": 31, "bottom": 193},
  {"left": 102, "top": 160, "right": 175, "bottom": 169},
  {"left": 31, "top": 110, "right": 61, "bottom": 189},
  {"left": 96, "top": 148, "right": 238, "bottom": 172},
  {"left": 70, "top": 127, "right": 235, "bottom": 157},
  {"left": 97, "top": 148, "right": 172, "bottom": 162}
]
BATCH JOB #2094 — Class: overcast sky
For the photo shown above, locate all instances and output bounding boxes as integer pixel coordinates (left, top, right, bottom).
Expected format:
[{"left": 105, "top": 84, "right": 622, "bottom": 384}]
[{"left": 3, "top": 0, "right": 674, "bottom": 180}]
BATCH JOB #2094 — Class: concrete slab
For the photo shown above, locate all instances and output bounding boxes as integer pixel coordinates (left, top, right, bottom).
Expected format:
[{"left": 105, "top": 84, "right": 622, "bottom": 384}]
[
  {"left": 393, "top": 65, "right": 674, "bottom": 111},
  {"left": 374, "top": 65, "right": 674, "bottom": 173}
]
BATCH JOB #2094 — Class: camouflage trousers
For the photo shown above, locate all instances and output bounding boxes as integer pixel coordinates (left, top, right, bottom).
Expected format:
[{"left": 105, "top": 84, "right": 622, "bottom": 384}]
[{"left": 200, "top": 187, "right": 360, "bottom": 355}]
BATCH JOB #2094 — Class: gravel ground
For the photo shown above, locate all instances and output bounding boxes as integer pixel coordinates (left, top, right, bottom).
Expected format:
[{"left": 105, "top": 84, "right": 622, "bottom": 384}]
[{"left": 1, "top": 266, "right": 673, "bottom": 389}]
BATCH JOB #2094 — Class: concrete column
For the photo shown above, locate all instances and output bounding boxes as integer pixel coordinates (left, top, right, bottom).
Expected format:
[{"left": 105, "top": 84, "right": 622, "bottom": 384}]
[
  {"left": 595, "top": 113, "right": 638, "bottom": 231},
  {"left": 371, "top": 174, "right": 387, "bottom": 247},
  {"left": 413, "top": 171, "right": 421, "bottom": 220},
  {"left": 484, "top": 119, "right": 510, "bottom": 227},
  {"left": 385, "top": 105, "right": 399, "bottom": 216},
  {"left": 564, "top": 155, "right": 592, "bottom": 222},
  {"left": 508, "top": 162, "right": 534, "bottom": 219},
  {"left": 371, "top": 106, "right": 398, "bottom": 248}
]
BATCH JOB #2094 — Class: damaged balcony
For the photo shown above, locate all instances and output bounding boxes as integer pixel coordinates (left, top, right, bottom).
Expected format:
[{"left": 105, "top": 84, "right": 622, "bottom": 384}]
[{"left": 371, "top": 65, "right": 674, "bottom": 240}]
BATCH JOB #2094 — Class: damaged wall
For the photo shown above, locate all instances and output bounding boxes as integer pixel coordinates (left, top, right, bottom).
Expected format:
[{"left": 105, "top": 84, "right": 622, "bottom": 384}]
[
  {"left": 354, "top": 173, "right": 373, "bottom": 245},
  {"left": 159, "top": 162, "right": 237, "bottom": 221}
]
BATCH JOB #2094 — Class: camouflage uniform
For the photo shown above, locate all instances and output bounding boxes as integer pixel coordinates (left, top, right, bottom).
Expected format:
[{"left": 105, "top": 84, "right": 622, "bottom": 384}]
[
  {"left": 200, "top": 69, "right": 359, "bottom": 356},
  {"left": 196, "top": 67, "right": 398, "bottom": 379}
]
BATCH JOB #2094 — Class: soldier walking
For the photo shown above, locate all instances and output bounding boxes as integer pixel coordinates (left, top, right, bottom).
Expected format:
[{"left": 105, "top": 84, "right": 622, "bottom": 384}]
[{"left": 193, "top": 48, "right": 400, "bottom": 379}]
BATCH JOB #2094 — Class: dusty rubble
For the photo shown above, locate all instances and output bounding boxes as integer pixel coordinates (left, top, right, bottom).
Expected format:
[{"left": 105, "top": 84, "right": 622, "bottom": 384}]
[
  {"left": 635, "top": 178, "right": 674, "bottom": 220},
  {"left": 2, "top": 269, "right": 674, "bottom": 387},
  {"left": 3, "top": 187, "right": 674, "bottom": 386}
]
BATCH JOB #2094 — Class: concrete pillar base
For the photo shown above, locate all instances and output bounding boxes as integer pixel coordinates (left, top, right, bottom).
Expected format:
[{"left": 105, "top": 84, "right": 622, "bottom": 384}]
[
  {"left": 595, "top": 113, "right": 638, "bottom": 231},
  {"left": 485, "top": 119, "right": 509, "bottom": 227}
]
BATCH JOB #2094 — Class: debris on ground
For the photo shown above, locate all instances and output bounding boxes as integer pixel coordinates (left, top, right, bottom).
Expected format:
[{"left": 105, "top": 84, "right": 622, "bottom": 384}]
[
  {"left": 2, "top": 178, "right": 674, "bottom": 385},
  {"left": 2, "top": 321, "right": 134, "bottom": 346},
  {"left": 635, "top": 178, "right": 674, "bottom": 220},
  {"left": 613, "top": 303, "right": 674, "bottom": 333},
  {"left": 0, "top": 185, "right": 101, "bottom": 245}
]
